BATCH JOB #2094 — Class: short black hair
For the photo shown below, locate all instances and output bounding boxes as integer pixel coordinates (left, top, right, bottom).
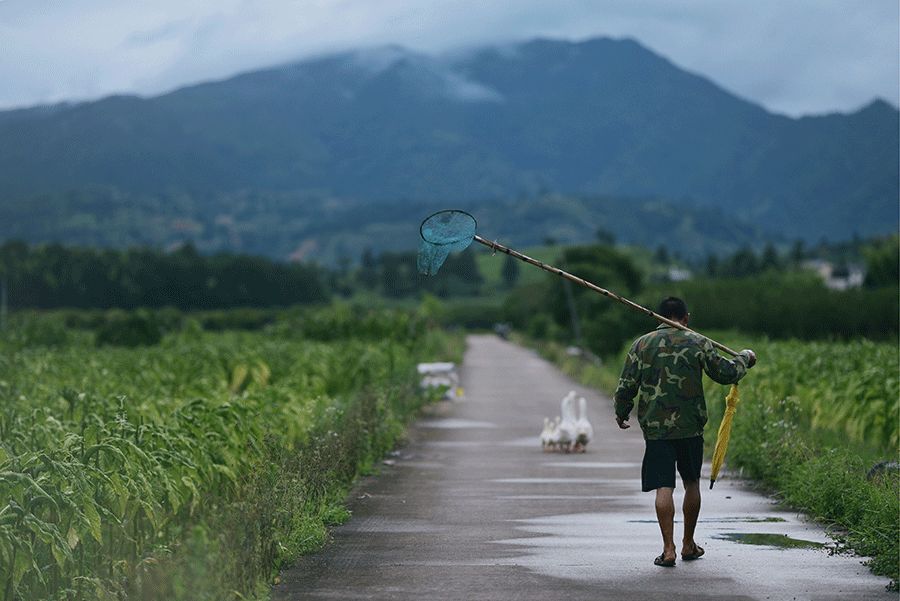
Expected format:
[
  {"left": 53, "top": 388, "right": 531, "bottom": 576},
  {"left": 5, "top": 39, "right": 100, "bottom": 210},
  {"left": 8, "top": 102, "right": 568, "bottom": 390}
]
[{"left": 659, "top": 296, "right": 688, "bottom": 320}]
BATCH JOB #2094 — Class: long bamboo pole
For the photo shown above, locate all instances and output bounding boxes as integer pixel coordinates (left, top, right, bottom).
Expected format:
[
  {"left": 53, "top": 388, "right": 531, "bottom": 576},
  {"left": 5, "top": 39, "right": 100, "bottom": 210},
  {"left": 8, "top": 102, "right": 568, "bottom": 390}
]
[{"left": 473, "top": 234, "right": 740, "bottom": 357}]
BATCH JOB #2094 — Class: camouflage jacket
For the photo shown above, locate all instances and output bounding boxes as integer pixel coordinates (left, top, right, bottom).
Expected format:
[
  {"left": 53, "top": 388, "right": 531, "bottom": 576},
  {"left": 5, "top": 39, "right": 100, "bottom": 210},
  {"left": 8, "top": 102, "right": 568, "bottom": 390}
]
[{"left": 614, "top": 325, "right": 750, "bottom": 440}]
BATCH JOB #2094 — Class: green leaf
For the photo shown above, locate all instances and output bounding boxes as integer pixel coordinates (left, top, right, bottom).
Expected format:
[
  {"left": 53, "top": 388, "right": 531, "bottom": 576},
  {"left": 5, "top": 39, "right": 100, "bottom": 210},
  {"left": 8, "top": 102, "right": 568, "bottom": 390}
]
[
  {"left": 165, "top": 481, "right": 182, "bottom": 513},
  {"left": 109, "top": 473, "right": 128, "bottom": 516},
  {"left": 66, "top": 526, "right": 80, "bottom": 550},
  {"left": 83, "top": 501, "right": 102, "bottom": 543},
  {"left": 212, "top": 463, "right": 237, "bottom": 483},
  {"left": 51, "top": 540, "right": 69, "bottom": 568},
  {"left": 13, "top": 547, "right": 30, "bottom": 586}
]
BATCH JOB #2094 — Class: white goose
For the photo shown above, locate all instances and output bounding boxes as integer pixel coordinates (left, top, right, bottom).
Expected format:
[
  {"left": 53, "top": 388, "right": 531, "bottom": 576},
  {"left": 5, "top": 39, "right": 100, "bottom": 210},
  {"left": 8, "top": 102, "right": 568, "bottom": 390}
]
[
  {"left": 557, "top": 391, "right": 577, "bottom": 453},
  {"left": 547, "top": 416, "right": 562, "bottom": 451},
  {"left": 539, "top": 417, "right": 555, "bottom": 451},
  {"left": 574, "top": 396, "right": 593, "bottom": 453}
]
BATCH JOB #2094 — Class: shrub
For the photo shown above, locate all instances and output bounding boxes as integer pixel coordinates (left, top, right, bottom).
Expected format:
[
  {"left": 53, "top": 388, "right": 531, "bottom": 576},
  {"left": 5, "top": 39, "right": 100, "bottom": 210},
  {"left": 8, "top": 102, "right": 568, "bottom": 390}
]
[
  {"left": 94, "top": 309, "right": 163, "bottom": 347},
  {"left": 0, "top": 312, "right": 72, "bottom": 347}
]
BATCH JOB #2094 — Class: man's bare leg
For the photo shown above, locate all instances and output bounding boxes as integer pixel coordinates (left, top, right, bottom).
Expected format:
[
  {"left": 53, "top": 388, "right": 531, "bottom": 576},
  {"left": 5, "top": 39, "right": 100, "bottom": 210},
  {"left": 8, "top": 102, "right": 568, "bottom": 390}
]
[
  {"left": 655, "top": 487, "right": 676, "bottom": 562},
  {"left": 682, "top": 479, "right": 702, "bottom": 556}
]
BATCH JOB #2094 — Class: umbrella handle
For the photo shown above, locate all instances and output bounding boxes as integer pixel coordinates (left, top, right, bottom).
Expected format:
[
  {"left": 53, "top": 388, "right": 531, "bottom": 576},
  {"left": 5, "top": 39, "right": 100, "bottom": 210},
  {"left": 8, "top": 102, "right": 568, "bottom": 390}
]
[{"left": 473, "top": 235, "right": 740, "bottom": 357}]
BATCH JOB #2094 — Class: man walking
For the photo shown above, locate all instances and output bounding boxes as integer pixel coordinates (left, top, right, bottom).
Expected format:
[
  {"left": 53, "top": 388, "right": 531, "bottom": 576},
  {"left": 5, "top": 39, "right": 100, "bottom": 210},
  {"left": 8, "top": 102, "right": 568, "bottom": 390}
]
[{"left": 614, "top": 297, "right": 756, "bottom": 567}]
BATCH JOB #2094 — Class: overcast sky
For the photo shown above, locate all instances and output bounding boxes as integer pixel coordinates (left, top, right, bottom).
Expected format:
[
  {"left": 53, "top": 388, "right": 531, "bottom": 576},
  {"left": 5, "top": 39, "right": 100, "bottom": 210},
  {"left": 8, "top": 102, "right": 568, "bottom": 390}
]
[{"left": 1, "top": 0, "right": 897, "bottom": 116}]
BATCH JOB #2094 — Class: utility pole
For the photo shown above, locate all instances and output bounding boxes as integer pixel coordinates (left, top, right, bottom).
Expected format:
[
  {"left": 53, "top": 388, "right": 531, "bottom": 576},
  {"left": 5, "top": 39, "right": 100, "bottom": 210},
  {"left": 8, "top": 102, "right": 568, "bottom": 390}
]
[
  {"left": 562, "top": 277, "right": 582, "bottom": 348},
  {"left": 559, "top": 255, "right": 583, "bottom": 349}
]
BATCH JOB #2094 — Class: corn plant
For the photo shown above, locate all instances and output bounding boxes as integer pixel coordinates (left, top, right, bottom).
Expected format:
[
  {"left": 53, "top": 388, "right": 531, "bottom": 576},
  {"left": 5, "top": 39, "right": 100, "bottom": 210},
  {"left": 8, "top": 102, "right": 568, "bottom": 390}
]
[
  {"left": 704, "top": 336, "right": 899, "bottom": 456},
  {"left": 0, "top": 307, "right": 444, "bottom": 600}
]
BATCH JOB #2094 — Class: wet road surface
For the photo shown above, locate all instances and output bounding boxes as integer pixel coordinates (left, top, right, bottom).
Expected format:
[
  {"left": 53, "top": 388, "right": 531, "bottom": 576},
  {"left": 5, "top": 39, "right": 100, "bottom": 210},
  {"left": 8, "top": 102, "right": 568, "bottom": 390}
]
[{"left": 274, "top": 334, "right": 892, "bottom": 600}]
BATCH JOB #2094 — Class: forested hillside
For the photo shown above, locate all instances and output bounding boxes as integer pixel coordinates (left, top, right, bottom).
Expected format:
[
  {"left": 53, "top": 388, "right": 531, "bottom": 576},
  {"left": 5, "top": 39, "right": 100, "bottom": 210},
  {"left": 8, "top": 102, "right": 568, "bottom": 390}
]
[{"left": 0, "top": 37, "right": 896, "bottom": 258}]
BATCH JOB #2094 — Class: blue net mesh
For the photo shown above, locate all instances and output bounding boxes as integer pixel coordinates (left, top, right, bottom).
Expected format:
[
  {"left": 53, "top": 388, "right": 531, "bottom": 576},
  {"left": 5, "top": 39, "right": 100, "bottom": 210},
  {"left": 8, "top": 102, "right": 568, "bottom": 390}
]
[{"left": 417, "top": 210, "right": 477, "bottom": 275}]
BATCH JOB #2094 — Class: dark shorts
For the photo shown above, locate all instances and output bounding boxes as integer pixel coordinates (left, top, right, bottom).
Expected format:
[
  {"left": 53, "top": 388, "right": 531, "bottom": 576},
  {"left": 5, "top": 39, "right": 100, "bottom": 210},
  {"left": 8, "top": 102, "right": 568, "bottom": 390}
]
[{"left": 641, "top": 436, "right": 704, "bottom": 492}]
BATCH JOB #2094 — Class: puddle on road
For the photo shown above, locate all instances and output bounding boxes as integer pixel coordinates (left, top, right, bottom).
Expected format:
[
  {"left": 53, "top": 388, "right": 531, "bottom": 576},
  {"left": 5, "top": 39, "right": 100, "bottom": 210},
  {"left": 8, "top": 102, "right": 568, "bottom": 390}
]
[
  {"left": 496, "top": 495, "right": 628, "bottom": 501},
  {"left": 397, "top": 461, "right": 445, "bottom": 469},
  {"left": 499, "top": 437, "right": 542, "bottom": 447},
  {"left": 493, "top": 477, "right": 612, "bottom": 484},
  {"left": 419, "top": 418, "right": 497, "bottom": 429},
  {"left": 343, "top": 518, "right": 447, "bottom": 534},
  {"left": 716, "top": 516, "right": 787, "bottom": 523},
  {"left": 627, "top": 516, "right": 787, "bottom": 524},
  {"left": 542, "top": 462, "right": 641, "bottom": 469},
  {"left": 715, "top": 532, "right": 825, "bottom": 549},
  {"left": 424, "top": 440, "right": 482, "bottom": 447}
]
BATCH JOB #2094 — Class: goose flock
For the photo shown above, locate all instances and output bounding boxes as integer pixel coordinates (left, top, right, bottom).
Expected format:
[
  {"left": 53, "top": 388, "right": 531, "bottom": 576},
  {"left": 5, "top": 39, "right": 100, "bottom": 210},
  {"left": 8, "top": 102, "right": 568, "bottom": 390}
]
[{"left": 540, "top": 390, "right": 593, "bottom": 453}]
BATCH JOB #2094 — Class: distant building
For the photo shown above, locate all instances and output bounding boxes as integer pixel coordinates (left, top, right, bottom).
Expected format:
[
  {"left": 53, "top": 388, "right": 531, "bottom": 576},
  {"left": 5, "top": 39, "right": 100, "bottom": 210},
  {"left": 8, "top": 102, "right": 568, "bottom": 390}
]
[
  {"left": 802, "top": 259, "right": 865, "bottom": 290},
  {"left": 667, "top": 267, "right": 692, "bottom": 282}
]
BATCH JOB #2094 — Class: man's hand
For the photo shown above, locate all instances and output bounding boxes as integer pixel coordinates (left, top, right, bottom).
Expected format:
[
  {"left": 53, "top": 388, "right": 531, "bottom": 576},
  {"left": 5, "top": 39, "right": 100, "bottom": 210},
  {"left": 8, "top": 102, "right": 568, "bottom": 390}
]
[
  {"left": 616, "top": 416, "right": 630, "bottom": 429},
  {"left": 740, "top": 349, "right": 757, "bottom": 368}
]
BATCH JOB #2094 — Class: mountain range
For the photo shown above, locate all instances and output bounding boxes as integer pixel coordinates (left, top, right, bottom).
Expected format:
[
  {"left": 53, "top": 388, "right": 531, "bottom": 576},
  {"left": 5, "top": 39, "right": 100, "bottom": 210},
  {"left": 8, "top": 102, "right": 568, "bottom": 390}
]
[{"left": 0, "top": 37, "right": 896, "bottom": 260}]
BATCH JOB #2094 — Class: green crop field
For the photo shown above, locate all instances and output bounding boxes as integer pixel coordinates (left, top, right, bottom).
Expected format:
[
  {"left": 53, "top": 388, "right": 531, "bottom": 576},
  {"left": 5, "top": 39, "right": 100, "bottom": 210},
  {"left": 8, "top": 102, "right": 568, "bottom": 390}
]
[
  {"left": 0, "top": 307, "right": 460, "bottom": 600},
  {"left": 699, "top": 335, "right": 898, "bottom": 457}
]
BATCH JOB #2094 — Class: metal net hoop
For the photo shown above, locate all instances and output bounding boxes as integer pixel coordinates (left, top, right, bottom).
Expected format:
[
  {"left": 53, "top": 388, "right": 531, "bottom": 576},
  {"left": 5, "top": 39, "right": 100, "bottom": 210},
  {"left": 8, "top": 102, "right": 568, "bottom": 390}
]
[{"left": 417, "top": 210, "right": 477, "bottom": 275}]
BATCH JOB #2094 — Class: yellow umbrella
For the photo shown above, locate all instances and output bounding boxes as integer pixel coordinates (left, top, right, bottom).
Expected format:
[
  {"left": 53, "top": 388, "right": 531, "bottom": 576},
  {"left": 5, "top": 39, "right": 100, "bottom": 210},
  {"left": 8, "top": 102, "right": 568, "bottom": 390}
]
[{"left": 709, "top": 384, "right": 740, "bottom": 489}]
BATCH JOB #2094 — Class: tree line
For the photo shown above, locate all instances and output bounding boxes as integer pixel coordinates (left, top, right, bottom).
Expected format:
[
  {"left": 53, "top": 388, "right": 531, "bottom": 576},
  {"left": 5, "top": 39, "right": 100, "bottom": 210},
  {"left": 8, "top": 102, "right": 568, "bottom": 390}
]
[
  {"left": 2, "top": 235, "right": 896, "bottom": 352},
  {"left": 0, "top": 240, "right": 493, "bottom": 311},
  {"left": 338, "top": 248, "right": 484, "bottom": 299},
  {"left": 690, "top": 235, "right": 898, "bottom": 285},
  {"left": 0, "top": 241, "right": 328, "bottom": 310},
  {"left": 496, "top": 238, "right": 899, "bottom": 357}
]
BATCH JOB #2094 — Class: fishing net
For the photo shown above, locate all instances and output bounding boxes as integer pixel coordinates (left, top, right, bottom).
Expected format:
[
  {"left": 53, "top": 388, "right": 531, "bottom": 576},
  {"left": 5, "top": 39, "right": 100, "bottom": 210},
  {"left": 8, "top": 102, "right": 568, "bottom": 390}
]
[{"left": 417, "top": 210, "right": 477, "bottom": 275}]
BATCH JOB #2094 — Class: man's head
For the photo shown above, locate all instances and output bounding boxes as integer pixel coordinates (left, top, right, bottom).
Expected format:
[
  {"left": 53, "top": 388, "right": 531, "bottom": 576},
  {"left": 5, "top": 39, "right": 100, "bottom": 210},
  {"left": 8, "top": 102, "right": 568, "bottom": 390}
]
[{"left": 659, "top": 296, "right": 689, "bottom": 324}]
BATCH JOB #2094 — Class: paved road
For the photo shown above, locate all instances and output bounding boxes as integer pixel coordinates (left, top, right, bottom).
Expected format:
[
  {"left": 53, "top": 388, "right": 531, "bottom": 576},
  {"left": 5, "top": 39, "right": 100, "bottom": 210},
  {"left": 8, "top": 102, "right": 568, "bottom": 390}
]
[{"left": 274, "top": 335, "right": 892, "bottom": 600}]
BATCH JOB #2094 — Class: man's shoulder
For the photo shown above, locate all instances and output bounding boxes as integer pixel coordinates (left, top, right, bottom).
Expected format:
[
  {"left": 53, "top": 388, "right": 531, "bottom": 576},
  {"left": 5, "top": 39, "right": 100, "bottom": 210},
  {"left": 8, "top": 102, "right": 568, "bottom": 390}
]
[
  {"left": 635, "top": 327, "right": 704, "bottom": 350},
  {"left": 636, "top": 326, "right": 683, "bottom": 343},
  {"left": 631, "top": 330, "right": 659, "bottom": 350}
]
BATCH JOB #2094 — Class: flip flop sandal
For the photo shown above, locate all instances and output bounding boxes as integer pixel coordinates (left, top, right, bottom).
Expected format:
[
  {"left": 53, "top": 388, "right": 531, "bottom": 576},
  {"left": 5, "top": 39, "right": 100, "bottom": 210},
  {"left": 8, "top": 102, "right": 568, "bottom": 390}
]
[
  {"left": 654, "top": 553, "right": 676, "bottom": 567},
  {"left": 682, "top": 544, "right": 705, "bottom": 560}
]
